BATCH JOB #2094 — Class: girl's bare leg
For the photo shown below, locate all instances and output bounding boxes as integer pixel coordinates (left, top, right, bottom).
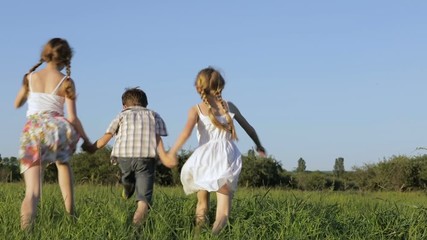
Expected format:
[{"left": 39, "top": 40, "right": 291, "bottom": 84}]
[
  {"left": 56, "top": 161, "right": 75, "bottom": 216},
  {"left": 20, "top": 165, "right": 42, "bottom": 230},
  {"left": 195, "top": 190, "right": 210, "bottom": 227},
  {"left": 212, "top": 185, "right": 232, "bottom": 235}
]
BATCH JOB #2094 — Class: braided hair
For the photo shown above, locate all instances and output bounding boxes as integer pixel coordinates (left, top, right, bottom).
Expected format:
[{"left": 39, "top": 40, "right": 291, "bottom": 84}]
[
  {"left": 22, "top": 38, "right": 76, "bottom": 99},
  {"left": 21, "top": 59, "right": 43, "bottom": 91},
  {"left": 195, "top": 67, "right": 237, "bottom": 140}
]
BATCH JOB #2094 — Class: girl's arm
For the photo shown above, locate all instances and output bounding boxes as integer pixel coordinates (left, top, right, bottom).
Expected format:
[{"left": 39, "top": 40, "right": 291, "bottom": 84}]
[
  {"left": 64, "top": 80, "right": 90, "bottom": 143},
  {"left": 66, "top": 98, "right": 90, "bottom": 142},
  {"left": 228, "top": 101, "right": 266, "bottom": 157},
  {"left": 168, "top": 106, "right": 199, "bottom": 156},
  {"left": 14, "top": 79, "right": 29, "bottom": 108},
  {"left": 156, "top": 135, "right": 177, "bottom": 168}
]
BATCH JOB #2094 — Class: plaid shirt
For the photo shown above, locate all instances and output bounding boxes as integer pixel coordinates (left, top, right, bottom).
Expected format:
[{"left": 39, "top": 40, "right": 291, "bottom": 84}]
[{"left": 106, "top": 106, "right": 167, "bottom": 161}]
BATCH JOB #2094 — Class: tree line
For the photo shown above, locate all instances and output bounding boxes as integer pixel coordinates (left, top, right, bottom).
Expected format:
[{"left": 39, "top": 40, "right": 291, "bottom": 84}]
[{"left": 1, "top": 150, "right": 427, "bottom": 191}]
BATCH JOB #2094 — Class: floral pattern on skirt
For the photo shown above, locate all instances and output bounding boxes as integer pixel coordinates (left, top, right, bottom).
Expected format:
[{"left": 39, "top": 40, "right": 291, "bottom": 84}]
[{"left": 19, "top": 111, "right": 79, "bottom": 173}]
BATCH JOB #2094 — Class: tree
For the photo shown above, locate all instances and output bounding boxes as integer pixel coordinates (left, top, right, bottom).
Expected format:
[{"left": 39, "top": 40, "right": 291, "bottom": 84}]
[
  {"left": 333, "top": 157, "right": 345, "bottom": 177},
  {"left": 0, "top": 156, "right": 21, "bottom": 182},
  {"left": 296, "top": 157, "right": 306, "bottom": 172}
]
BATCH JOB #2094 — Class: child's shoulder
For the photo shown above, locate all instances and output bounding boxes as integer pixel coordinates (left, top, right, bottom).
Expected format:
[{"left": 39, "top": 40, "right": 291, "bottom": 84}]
[
  {"left": 118, "top": 107, "right": 163, "bottom": 122},
  {"left": 144, "top": 107, "right": 159, "bottom": 115},
  {"left": 140, "top": 107, "right": 164, "bottom": 120}
]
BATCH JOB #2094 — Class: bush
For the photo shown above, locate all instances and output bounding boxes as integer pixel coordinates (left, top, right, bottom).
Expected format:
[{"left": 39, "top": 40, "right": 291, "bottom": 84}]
[
  {"left": 350, "top": 155, "right": 427, "bottom": 191},
  {"left": 239, "top": 150, "right": 286, "bottom": 187},
  {"left": 71, "top": 147, "right": 119, "bottom": 185},
  {"left": 155, "top": 149, "right": 192, "bottom": 186},
  {"left": 293, "top": 172, "right": 331, "bottom": 191}
]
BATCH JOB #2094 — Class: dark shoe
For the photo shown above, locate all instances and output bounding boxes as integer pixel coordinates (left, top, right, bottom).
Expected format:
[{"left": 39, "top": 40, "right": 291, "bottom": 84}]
[{"left": 122, "top": 183, "right": 135, "bottom": 199}]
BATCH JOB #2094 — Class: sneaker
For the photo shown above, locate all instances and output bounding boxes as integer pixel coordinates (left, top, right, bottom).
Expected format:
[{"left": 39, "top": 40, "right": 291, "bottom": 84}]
[{"left": 122, "top": 183, "right": 135, "bottom": 200}]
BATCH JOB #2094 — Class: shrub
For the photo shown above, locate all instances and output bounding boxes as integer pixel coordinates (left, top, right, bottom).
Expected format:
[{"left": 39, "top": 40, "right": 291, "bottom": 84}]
[{"left": 239, "top": 150, "right": 286, "bottom": 187}]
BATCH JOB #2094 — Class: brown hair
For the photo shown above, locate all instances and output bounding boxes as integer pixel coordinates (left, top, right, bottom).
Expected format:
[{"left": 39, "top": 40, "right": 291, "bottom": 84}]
[
  {"left": 195, "top": 67, "right": 237, "bottom": 140},
  {"left": 22, "top": 38, "right": 76, "bottom": 99},
  {"left": 122, "top": 87, "right": 148, "bottom": 107}
]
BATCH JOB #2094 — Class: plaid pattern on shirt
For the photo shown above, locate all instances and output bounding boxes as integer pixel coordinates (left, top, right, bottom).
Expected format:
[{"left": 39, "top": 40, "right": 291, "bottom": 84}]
[{"left": 106, "top": 106, "right": 167, "bottom": 161}]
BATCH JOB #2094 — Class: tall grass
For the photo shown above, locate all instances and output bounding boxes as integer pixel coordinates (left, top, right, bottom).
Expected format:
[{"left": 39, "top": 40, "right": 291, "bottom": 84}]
[{"left": 1, "top": 183, "right": 426, "bottom": 239}]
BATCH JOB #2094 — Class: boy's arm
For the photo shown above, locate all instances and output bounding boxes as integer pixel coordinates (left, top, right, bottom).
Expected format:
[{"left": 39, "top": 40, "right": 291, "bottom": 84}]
[
  {"left": 83, "top": 133, "right": 113, "bottom": 154},
  {"left": 95, "top": 133, "right": 113, "bottom": 149},
  {"left": 228, "top": 101, "right": 266, "bottom": 157},
  {"left": 156, "top": 135, "right": 177, "bottom": 168},
  {"left": 86, "top": 114, "right": 120, "bottom": 153}
]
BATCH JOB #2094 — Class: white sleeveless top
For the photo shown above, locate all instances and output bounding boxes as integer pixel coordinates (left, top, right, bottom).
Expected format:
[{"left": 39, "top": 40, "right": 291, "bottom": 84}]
[
  {"left": 195, "top": 104, "right": 235, "bottom": 145},
  {"left": 26, "top": 72, "right": 67, "bottom": 117}
]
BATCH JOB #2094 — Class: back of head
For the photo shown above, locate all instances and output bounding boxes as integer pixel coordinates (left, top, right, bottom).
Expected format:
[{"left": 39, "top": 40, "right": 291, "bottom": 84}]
[
  {"left": 41, "top": 38, "right": 73, "bottom": 67},
  {"left": 122, "top": 87, "right": 148, "bottom": 107},
  {"left": 194, "top": 67, "right": 237, "bottom": 139},
  {"left": 23, "top": 38, "right": 76, "bottom": 99},
  {"left": 194, "top": 67, "right": 225, "bottom": 96}
]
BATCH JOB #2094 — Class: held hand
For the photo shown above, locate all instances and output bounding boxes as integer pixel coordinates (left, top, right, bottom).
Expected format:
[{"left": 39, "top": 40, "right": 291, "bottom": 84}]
[
  {"left": 158, "top": 149, "right": 178, "bottom": 169},
  {"left": 256, "top": 146, "right": 266, "bottom": 158},
  {"left": 81, "top": 141, "right": 97, "bottom": 154},
  {"left": 160, "top": 152, "right": 178, "bottom": 169},
  {"left": 170, "top": 153, "right": 178, "bottom": 166}
]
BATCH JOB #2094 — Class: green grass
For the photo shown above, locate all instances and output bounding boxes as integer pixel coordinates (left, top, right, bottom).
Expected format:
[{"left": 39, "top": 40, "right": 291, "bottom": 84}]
[{"left": 1, "top": 183, "right": 427, "bottom": 239}]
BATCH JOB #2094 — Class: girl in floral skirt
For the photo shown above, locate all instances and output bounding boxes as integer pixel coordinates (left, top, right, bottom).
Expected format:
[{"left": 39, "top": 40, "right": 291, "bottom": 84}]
[{"left": 14, "top": 38, "right": 91, "bottom": 230}]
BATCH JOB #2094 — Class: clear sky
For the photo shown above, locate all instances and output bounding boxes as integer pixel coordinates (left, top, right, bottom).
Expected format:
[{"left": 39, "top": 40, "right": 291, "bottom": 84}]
[{"left": 1, "top": 1, "right": 426, "bottom": 171}]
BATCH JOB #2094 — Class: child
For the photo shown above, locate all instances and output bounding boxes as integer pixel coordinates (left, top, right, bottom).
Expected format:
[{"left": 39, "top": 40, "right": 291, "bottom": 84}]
[
  {"left": 167, "top": 67, "right": 266, "bottom": 234},
  {"left": 89, "top": 87, "right": 176, "bottom": 225},
  {"left": 14, "top": 38, "right": 91, "bottom": 230}
]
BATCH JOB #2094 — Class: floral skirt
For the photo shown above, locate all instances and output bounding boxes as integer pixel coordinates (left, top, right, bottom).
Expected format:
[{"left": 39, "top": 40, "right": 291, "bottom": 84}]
[{"left": 19, "top": 111, "right": 80, "bottom": 173}]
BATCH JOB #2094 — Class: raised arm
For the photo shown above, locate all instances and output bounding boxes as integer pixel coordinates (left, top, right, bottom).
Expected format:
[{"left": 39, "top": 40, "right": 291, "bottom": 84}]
[
  {"left": 228, "top": 101, "right": 266, "bottom": 157},
  {"left": 168, "top": 106, "right": 199, "bottom": 156},
  {"left": 14, "top": 77, "right": 29, "bottom": 108}
]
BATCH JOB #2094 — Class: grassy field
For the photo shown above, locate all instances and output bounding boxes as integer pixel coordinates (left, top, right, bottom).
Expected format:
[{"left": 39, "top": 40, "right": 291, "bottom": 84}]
[{"left": 1, "top": 183, "right": 427, "bottom": 239}]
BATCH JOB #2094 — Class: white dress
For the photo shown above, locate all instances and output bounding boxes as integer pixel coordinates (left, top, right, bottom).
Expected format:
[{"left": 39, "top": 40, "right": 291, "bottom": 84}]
[{"left": 180, "top": 105, "right": 242, "bottom": 195}]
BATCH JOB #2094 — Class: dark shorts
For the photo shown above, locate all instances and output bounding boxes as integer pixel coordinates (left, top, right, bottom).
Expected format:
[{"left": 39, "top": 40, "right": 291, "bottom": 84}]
[{"left": 117, "top": 157, "right": 155, "bottom": 205}]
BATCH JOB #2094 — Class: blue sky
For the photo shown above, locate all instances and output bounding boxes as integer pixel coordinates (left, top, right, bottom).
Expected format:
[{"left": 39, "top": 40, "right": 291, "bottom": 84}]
[{"left": 1, "top": 1, "right": 426, "bottom": 171}]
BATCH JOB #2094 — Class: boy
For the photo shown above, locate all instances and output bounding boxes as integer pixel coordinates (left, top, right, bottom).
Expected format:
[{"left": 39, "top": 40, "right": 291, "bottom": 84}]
[{"left": 90, "top": 87, "right": 176, "bottom": 225}]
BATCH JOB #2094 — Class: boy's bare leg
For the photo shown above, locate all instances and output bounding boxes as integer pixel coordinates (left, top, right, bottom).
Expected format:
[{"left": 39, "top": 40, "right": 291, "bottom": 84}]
[{"left": 133, "top": 200, "right": 149, "bottom": 225}]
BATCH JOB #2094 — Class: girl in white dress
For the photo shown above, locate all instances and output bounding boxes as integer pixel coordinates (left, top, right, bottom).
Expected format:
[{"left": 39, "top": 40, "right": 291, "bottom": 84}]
[{"left": 168, "top": 67, "right": 266, "bottom": 234}]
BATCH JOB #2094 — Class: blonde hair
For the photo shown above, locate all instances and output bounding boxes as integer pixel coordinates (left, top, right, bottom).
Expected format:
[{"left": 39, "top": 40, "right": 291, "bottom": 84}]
[
  {"left": 22, "top": 38, "right": 76, "bottom": 99},
  {"left": 195, "top": 67, "right": 237, "bottom": 140}
]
